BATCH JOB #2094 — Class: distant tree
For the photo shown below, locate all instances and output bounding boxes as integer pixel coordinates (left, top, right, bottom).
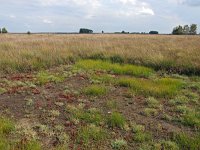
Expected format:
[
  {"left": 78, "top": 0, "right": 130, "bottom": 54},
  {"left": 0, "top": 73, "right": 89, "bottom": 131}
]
[
  {"left": 0, "top": 28, "right": 1, "bottom": 34},
  {"left": 79, "top": 28, "right": 93, "bottom": 34},
  {"left": 27, "top": 31, "right": 31, "bottom": 35},
  {"left": 172, "top": 25, "right": 183, "bottom": 35},
  {"left": 183, "top": 25, "right": 190, "bottom": 34},
  {"left": 189, "top": 24, "right": 197, "bottom": 35},
  {"left": 149, "top": 31, "right": 159, "bottom": 34},
  {"left": 172, "top": 24, "right": 197, "bottom": 35},
  {"left": 102, "top": 31, "right": 104, "bottom": 34},
  {"left": 2, "top": 27, "right": 8, "bottom": 33},
  {"left": 121, "top": 31, "right": 129, "bottom": 34}
]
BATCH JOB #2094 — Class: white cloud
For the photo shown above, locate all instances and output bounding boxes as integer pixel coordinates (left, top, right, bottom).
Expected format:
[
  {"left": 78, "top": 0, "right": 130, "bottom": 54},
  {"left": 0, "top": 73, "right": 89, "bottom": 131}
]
[
  {"left": 114, "top": 0, "right": 154, "bottom": 16},
  {"left": 168, "top": 0, "right": 200, "bottom": 6},
  {"left": 9, "top": 15, "right": 16, "bottom": 18},
  {"left": 43, "top": 19, "right": 53, "bottom": 24}
]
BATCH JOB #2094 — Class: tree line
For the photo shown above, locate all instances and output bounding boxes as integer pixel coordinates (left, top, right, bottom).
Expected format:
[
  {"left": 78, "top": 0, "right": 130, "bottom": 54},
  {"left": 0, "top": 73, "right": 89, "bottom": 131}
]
[
  {"left": 0, "top": 27, "right": 8, "bottom": 33},
  {"left": 172, "top": 24, "right": 197, "bottom": 35},
  {"left": 0, "top": 25, "right": 198, "bottom": 35}
]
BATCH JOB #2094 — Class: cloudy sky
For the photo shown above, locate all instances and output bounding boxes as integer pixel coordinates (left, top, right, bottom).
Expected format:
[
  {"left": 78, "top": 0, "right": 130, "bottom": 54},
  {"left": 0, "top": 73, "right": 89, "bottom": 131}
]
[{"left": 0, "top": 0, "right": 200, "bottom": 33}]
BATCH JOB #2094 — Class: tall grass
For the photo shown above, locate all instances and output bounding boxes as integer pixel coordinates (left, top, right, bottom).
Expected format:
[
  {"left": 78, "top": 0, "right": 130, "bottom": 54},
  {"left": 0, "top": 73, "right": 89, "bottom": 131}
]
[{"left": 0, "top": 34, "right": 200, "bottom": 75}]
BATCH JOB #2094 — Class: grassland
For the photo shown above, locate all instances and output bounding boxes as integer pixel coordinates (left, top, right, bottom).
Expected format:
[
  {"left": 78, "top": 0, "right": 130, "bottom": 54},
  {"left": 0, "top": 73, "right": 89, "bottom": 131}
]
[
  {"left": 0, "top": 34, "right": 200, "bottom": 150},
  {"left": 0, "top": 34, "right": 200, "bottom": 75}
]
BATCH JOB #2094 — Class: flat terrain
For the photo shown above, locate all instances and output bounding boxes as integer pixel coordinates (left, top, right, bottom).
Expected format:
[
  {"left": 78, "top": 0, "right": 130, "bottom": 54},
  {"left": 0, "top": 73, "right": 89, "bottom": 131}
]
[
  {"left": 0, "top": 34, "right": 200, "bottom": 74},
  {"left": 0, "top": 34, "right": 200, "bottom": 150}
]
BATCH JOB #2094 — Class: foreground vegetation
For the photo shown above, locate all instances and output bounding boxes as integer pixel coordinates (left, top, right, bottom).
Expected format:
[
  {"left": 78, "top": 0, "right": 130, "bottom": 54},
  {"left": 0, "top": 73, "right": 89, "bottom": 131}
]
[{"left": 0, "top": 58, "right": 199, "bottom": 149}]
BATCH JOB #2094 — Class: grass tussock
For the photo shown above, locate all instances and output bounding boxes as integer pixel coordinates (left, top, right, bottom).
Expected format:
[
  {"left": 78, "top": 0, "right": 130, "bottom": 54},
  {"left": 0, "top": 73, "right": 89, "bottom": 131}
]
[
  {"left": 83, "top": 85, "right": 108, "bottom": 96},
  {"left": 118, "top": 77, "right": 184, "bottom": 98},
  {"left": 77, "top": 124, "right": 107, "bottom": 145},
  {"left": 75, "top": 59, "right": 154, "bottom": 77},
  {"left": 107, "top": 112, "right": 126, "bottom": 129}
]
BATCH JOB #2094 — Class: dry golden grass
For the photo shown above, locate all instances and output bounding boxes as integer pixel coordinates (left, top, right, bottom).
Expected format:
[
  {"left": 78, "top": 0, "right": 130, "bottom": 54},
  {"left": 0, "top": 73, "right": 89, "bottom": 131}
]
[{"left": 0, "top": 34, "right": 200, "bottom": 74}]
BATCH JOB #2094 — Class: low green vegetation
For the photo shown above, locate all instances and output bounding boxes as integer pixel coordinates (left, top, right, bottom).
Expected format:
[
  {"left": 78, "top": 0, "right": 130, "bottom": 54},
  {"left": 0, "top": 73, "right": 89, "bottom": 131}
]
[
  {"left": 90, "top": 74, "right": 115, "bottom": 84},
  {"left": 36, "top": 71, "right": 65, "bottom": 85},
  {"left": 75, "top": 59, "right": 154, "bottom": 77},
  {"left": 139, "top": 140, "right": 179, "bottom": 150},
  {"left": 107, "top": 112, "right": 126, "bottom": 129},
  {"left": 169, "top": 95, "right": 189, "bottom": 105},
  {"left": 118, "top": 77, "right": 184, "bottom": 98},
  {"left": 173, "top": 133, "right": 200, "bottom": 150},
  {"left": 77, "top": 124, "right": 107, "bottom": 145},
  {"left": 146, "top": 97, "right": 161, "bottom": 108},
  {"left": 111, "top": 139, "right": 127, "bottom": 150},
  {"left": 180, "top": 110, "right": 200, "bottom": 128},
  {"left": 67, "top": 105, "right": 104, "bottom": 125},
  {"left": 21, "top": 140, "right": 42, "bottom": 150},
  {"left": 106, "top": 100, "right": 118, "bottom": 110},
  {"left": 131, "top": 122, "right": 152, "bottom": 143},
  {"left": 83, "top": 85, "right": 107, "bottom": 96},
  {"left": 160, "top": 141, "right": 179, "bottom": 150},
  {"left": 0, "top": 117, "right": 14, "bottom": 135},
  {"left": 0, "top": 87, "right": 7, "bottom": 95}
]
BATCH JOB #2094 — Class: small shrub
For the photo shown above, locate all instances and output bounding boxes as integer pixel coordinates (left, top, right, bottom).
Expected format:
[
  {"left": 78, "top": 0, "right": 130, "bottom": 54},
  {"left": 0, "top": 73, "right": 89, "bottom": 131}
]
[
  {"left": 130, "top": 122, "right": 145, "bottom": 133},
  {"left": 77, "top": 124, "right": 107, "bottom": 145},
  {"left": 143, "top": 108, "right": 158, "bottom": 117},
  {"left": 107, "top": 112, "right": 126, "bottom": 128},
  {"left": 146, "top": 97, "right": 160, "bottom": 108},
  {"left": 83, "top": 85, "right": 107, "bottom": 96},
  {"left": 111, "top": 139, "right": 127, "bottom": 149}
]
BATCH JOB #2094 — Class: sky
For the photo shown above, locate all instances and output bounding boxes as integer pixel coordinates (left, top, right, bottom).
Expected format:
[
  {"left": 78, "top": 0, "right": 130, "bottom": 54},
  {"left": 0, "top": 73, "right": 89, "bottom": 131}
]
[{"left": 0, "top": 0, "right": 200, "bottom": 33}]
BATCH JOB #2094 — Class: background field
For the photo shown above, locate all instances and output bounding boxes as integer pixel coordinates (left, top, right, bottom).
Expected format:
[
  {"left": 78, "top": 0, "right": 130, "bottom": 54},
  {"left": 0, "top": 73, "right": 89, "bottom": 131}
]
[{"left": 0, "top": 34, "right": 200, "bottom": 75}]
